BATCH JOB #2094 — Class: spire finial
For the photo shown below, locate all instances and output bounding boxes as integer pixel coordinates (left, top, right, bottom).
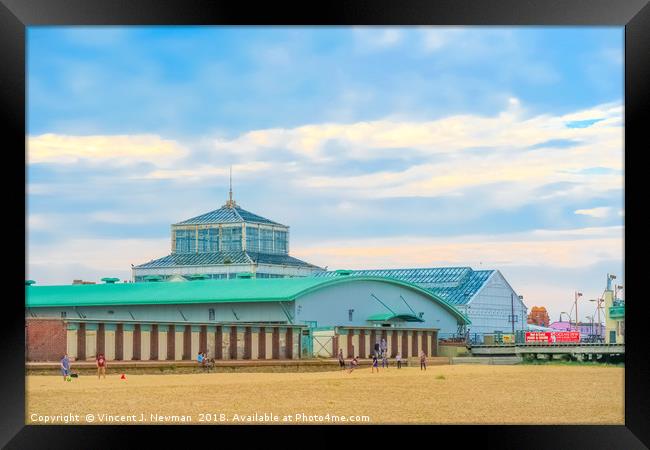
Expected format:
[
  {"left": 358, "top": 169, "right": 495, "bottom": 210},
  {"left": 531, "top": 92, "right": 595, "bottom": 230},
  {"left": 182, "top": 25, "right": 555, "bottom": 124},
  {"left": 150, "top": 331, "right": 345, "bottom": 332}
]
[{"left": 225, "top": 166, "right": 236, "bottom": 208}]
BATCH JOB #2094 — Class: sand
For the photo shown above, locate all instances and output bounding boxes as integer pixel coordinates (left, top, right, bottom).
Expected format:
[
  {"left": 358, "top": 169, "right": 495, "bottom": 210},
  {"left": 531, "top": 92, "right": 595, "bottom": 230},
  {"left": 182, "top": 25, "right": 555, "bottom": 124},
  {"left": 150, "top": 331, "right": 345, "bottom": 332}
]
[{"left": 26, "top": 364, "right": 624, "bottom": 425}]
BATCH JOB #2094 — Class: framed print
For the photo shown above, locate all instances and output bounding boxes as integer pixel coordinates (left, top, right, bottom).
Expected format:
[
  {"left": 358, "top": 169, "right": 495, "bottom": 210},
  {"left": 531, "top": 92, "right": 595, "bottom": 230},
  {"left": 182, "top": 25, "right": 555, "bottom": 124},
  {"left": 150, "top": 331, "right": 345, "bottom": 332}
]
[{"left": 1, "top": 0, "right": 648, "bottom": 447}]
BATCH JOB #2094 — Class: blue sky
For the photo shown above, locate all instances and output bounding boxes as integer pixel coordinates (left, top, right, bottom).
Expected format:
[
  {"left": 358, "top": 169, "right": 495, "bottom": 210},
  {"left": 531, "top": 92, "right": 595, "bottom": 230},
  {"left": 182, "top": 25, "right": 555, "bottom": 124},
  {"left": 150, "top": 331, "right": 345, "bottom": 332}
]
[{"left": 27, "top": 26, "right": 624, "bottom": 322}]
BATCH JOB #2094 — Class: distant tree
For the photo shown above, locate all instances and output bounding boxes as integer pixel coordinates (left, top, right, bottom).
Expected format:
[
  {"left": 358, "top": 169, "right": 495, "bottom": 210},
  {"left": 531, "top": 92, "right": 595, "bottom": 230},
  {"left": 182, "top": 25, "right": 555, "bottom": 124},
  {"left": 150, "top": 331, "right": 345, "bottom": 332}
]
[{"left": 527, "top": 306, "right": 551, "bottom": 327}]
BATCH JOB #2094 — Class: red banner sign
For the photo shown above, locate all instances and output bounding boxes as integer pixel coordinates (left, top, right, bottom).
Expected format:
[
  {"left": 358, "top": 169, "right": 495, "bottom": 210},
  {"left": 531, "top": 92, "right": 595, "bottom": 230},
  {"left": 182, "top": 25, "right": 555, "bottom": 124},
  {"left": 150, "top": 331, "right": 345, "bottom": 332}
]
[
  {"left": 553, "top": 331, "right": 581, "bottom": 342},
  {"left": 525, "top": 332, "right": 551, "bottom": 342},
  {"left": 525, "top": 331, "right": 580, "bottom": 343}
]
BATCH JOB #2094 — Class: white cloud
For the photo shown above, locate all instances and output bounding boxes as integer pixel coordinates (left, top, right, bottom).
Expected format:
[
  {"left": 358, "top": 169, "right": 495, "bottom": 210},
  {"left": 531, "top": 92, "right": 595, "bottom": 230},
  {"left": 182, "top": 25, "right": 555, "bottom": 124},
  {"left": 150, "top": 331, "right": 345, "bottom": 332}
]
[
  {"left": 28, "top": 133, "right": 187, "bottom": 166},
  {"left": 600, "top": 47, "right": 623, "bottom": 66},
  {"left": 27, "top": 237, "right": 169, "bottom": 284},
  {"left": 418, "top": 27, "right": 518, "bottom": 57},
  {"left": 292, "top": 226, "right": 623, "bottom": 270},
  {"left": 141, "top": 161, "right": 274, "bottom": 181},
  {"left": 193, "top": 101, "right": 623, "bottom": 210},
  {"left": 27, "top": 214, "right": 49, "bottom": 231},
  {"left": 574, "top": 207, "right": 611, "bottom": 218},
  {"left": 420, "top": 28, "right": 466, "bottom": 52},
  {"left": 28, "top": 101, "right": 623, "bottom": 219},
  {"left": 353, "top": 27, "right": 403, "bottom": 50},
  {"left": 62, "top": 28, "right": 130, "bottom": 47}
]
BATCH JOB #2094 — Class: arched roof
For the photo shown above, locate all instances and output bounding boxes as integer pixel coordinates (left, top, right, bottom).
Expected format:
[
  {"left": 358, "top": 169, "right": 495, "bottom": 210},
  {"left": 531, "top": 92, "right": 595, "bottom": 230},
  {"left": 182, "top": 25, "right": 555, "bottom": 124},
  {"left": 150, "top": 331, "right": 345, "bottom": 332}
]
[{"left": 25, "top": 275, "right": 470, "bottom": 324}]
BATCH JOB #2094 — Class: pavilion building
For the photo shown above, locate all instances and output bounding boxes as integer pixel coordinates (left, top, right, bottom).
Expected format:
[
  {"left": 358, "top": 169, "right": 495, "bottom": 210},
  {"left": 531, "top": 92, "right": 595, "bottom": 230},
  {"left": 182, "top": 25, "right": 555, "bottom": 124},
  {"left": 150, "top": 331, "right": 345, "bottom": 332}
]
[{"left": 132, "top": 191, "right": 324, "bottom": 282}]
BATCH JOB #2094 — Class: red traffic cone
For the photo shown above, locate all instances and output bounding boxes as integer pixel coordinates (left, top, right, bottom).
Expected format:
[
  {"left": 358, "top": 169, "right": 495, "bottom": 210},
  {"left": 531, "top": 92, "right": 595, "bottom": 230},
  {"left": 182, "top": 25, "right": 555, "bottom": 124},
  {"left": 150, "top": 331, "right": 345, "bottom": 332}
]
[{"left": 120, "top": 373, "right": 126, "bottom": 380}]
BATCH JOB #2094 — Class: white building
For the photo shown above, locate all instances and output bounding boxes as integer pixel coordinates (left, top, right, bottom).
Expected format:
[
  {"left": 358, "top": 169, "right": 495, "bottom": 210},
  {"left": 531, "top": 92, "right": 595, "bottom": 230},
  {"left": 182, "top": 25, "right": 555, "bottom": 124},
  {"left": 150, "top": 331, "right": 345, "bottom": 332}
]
[{"left": 316, "top": 267, "right": 527, "bottom": 342}]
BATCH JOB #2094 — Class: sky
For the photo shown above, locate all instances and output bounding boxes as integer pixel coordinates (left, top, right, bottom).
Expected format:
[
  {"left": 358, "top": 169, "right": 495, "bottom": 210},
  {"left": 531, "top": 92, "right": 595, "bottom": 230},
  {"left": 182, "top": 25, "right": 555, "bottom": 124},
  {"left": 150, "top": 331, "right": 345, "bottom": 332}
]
[{"left": 26, "top": 26, "right": 624, "bottom": 324}]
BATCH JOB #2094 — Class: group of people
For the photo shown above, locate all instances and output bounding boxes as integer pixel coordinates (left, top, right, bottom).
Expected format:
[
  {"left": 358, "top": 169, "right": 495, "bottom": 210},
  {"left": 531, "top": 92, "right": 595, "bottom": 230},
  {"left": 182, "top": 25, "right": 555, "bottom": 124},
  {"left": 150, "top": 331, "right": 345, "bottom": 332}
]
[
  {"left": 197, "top": 351, "right": 214, "bottom": 371},
  {"left": 59, "top": 352, "right": 107, "bottom": 381},
  {"left": 337, "top": 338, "right": 428, "bottom": 373}
]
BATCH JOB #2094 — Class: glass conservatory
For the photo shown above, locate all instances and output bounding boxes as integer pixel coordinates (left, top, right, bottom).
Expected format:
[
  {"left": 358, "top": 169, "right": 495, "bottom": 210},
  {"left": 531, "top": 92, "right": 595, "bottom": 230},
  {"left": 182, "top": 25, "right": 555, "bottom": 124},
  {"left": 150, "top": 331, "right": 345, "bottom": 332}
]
[{"left": 133, "top": 196, "right": 323, "bottom": 282}]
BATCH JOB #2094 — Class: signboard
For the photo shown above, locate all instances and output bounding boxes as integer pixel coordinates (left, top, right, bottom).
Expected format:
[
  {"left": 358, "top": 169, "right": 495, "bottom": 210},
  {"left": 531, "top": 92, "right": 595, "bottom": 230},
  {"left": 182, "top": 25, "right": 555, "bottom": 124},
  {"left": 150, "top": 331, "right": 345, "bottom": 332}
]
[
  {"left": 525, "top": 332, "right": 551, "bottom": 343},
  {"left": 609, "top": 306, "right": 625, "bottom": 319},
  {"left": 553, "top": 331, "right": 580, "bottom": 342},
  {"left": 525, "top": 331, "right": 580, "bottom": 343}
]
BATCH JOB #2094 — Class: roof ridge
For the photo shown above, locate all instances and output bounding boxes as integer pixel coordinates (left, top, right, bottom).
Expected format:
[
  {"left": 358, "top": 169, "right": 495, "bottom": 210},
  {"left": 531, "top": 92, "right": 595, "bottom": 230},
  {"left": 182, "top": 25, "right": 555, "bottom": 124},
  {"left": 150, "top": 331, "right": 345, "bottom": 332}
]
[
  {"left": 174, "top": 204, "right": 286, "bottom": 226},
  {"left": 231, "top": 205, "right": 244, "bottom": 221}
]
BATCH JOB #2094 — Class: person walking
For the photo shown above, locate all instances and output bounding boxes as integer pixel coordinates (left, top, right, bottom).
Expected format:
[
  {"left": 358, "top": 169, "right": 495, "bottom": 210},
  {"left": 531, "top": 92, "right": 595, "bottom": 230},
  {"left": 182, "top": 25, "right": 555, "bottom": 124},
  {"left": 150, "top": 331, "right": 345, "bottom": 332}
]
[
  {"left": 396, "top": 353, "right": 402, "bottom": 369},
  {"left": 60, "top": 353, "right": 70, "bottom": 381},
  {"left": 96, "top": 352, "right": 107, "bottom": 379},
  {"left": 338, "top": 348, "right": 346, "bottom": 370},
  {"left": 419, "top": 351, "right": 427, "bottom": 371},
  {"left": 348, "top": 356, "right": 359, "bottom": 373},
  {"left": 203, "top": 351, "right": 214, "bottom": 371},
  {"left": 371, "top": 353, "right": 379, "bottom": 373},
  {"left": 382, "top": 353, "right": 388, "bottom": 369}
]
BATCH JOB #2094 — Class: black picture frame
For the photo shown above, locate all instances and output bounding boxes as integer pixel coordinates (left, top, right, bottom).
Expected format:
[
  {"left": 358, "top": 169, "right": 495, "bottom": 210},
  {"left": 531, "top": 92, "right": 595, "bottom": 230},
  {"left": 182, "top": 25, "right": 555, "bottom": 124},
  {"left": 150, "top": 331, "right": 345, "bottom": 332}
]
[{"left": 2, "top": 0, "right": 647, "bottom": 447}]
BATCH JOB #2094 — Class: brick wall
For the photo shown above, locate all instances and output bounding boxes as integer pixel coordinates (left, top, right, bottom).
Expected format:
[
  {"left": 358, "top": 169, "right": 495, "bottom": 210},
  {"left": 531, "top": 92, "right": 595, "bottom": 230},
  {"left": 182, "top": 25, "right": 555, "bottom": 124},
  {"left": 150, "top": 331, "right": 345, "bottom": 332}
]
[
  {"left": 150, "top": 324, "right": 159, "bottom": 360},
  {"left": 115, "top": 324, "right": 124, "bottom": 360},
  {"left": 26, "top": 319, "right": 67, "bottom": 362},
  {"left": 285, "top": 328, "right": 292, "bottom": 359}
]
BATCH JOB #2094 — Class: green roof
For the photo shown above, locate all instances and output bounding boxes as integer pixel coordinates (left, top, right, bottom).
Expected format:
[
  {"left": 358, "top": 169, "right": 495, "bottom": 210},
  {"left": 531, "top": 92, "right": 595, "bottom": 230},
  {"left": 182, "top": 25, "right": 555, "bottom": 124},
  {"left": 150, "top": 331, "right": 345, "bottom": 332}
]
[
  {"left": 25, "top": 276, "right": 470, "bottom": 324},
  {"left": 367, "top": 313, "right": 424, "bottom": 323}
]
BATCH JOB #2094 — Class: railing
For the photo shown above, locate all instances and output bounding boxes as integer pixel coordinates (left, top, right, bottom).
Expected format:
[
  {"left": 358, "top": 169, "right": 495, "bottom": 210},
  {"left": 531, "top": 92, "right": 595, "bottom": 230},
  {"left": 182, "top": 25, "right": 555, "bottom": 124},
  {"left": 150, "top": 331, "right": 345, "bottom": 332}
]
[{"left": 470, "top": 342, "right": 624, "bottom": 348}]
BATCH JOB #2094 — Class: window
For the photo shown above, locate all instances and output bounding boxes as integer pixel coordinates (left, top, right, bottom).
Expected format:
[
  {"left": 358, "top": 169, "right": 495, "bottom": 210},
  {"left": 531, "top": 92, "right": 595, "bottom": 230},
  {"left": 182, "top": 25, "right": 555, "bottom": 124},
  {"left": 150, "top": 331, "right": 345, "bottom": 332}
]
[
  {"left": 60, "top": 311, "right": 66, "bottom": 318},
  {"left": 188, "top": 228, "right": 197, "bottom": 253},
  {"left": 209, "top": 227, "right": 219, "bottom": 251},
  {"left": 175, "top": 229, "right": 190, "bottom": 253},
  {"left": 175, "top": 228, "right": 199, "bottom": 253},
  {"left": 199, "top": 228, "right": 210, "bottom": 253},
  {"left": 246, "top": 226, "right": 259, "bottom": 252},
  {"left": 221, "top": 226, "right": 242, "bottom": 252},
  {"left": 209, "top": 308, "right": 215, "bottom": 321},
  {"left": 273, "top": 229, "right": 288, "bottom": 254},
  {"left": 348, "top": 309, "right": 354, "bottom": 322},
  {"left": 259, "top": 228, "right": 273, "bottom": 253}
]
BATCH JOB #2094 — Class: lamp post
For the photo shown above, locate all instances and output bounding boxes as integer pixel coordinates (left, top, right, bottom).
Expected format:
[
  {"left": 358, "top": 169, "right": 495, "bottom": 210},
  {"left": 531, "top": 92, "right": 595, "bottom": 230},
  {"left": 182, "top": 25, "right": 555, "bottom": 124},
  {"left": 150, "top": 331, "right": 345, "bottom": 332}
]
[
  {"left": 589, "top": 298, "right": 604, "bottom": 342},
  {"left": 574, "top": 291, "right": 583, "bottom": 332}
]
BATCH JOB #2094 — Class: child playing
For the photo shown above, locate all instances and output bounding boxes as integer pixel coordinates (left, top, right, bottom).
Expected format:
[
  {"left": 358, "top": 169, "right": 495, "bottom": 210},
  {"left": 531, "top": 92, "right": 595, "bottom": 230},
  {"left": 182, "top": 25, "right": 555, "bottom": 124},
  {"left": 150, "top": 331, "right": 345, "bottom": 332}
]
[
  {"left": 60, "top": 354, "right": 70, "bottom": 381},
  {"left": 348, "top": 357, "right": 359, "bottom": 373},
  {"left": 371, "top": 354, "right": 379, "bottom": 373},
  {"left": 96, "top": 352, "right": 107, "bottom": 379}
]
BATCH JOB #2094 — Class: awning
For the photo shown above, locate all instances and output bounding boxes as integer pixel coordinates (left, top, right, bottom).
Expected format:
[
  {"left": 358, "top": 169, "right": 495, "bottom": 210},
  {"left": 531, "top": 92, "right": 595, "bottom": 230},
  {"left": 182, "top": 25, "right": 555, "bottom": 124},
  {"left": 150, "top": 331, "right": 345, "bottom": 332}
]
[{"left": 367, "top": 313, "right": 424, "bottom": 323}]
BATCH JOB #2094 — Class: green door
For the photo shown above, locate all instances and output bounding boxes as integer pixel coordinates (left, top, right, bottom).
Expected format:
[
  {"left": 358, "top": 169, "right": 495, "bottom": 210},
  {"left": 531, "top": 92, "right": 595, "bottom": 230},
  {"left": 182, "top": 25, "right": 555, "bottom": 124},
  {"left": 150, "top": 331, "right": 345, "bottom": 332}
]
[
  {"left": 301, "top": 328, "right": 313, "bottom": 358},
  {"left": 609, "top": 331, "right": 616, "bottom": 344}
]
